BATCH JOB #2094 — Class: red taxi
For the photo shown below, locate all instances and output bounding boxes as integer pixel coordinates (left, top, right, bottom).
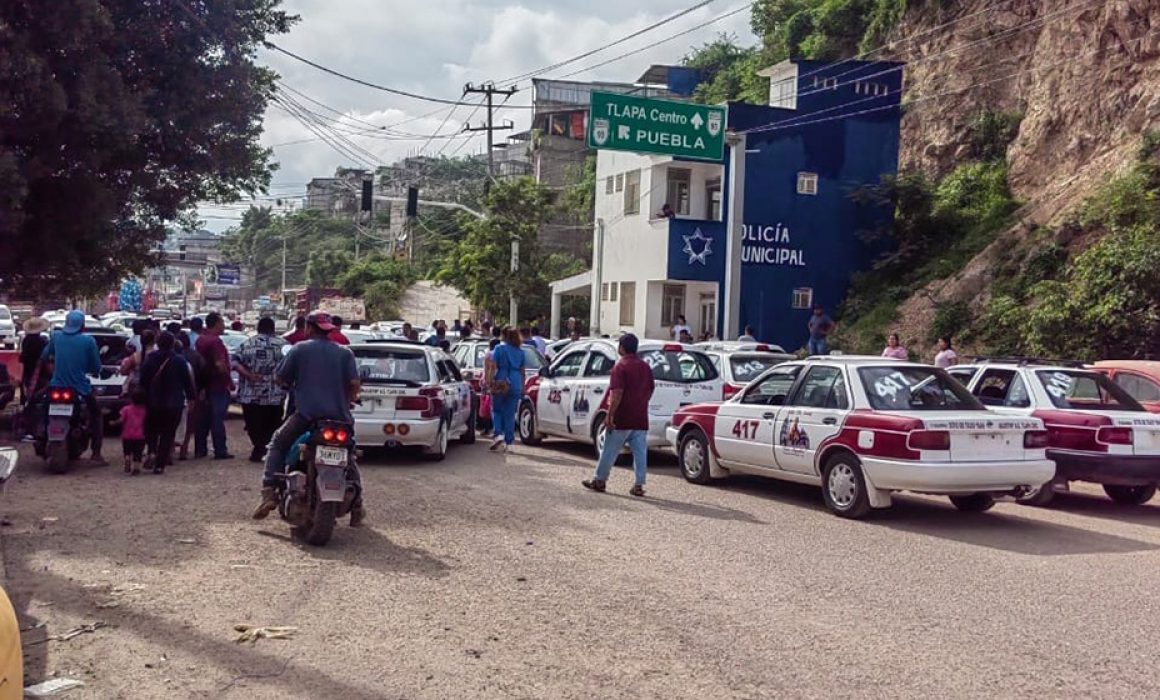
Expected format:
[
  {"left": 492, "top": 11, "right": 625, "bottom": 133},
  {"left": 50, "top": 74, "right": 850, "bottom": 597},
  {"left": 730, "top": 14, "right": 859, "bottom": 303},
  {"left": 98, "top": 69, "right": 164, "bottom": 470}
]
[{"left": 667, "top": 357, "right": 1054, "bottom": 519}]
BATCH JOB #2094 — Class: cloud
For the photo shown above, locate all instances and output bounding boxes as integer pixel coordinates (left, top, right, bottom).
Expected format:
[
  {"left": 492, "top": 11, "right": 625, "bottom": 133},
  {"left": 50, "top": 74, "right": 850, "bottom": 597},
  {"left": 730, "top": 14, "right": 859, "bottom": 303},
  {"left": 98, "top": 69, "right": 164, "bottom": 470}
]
[{"left": 198, "top": 0, "right": 756, "bottom": 231}]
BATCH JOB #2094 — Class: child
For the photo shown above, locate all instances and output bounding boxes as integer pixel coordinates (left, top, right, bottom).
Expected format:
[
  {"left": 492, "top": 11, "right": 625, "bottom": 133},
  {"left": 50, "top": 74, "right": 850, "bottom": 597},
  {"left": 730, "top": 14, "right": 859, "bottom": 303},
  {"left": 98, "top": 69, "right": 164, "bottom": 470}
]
[{"left": 117, "top": 391, "right": 148, "bottom": 475}]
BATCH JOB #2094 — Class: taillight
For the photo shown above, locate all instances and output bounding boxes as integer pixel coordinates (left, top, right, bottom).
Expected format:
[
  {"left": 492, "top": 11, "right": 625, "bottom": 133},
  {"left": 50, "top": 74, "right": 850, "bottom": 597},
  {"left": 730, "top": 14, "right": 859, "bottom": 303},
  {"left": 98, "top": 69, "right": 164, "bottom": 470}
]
[
  {"left": 398, "top": 387, "right": 443, "bottom": 419},
  {"left": 723, "top": 383, "right": 743, "bottom": 400},
  {"left": 396, "top": 397, "right": 429, "bottom": 412},
  {"left": 336, "top": 429, "right": 349, "bottom": 443},
  {"left": 663, "top": 344, "right": 683, "bottom": 352},
  {"left": 1097, "top": 426, "right": 1133, "bottom": 445},
  {"left": 321, "top": 428, "right": 336, "bottom": 442},
  {"left": 49, "top": 389, "right": 73, "bottom": 402},
  {"left": 1023, "top": 430, "right": 1049, "bottom": 449},
  {"left": 755, "top": 344, "right": 769, "bottom": 351},
  {"left": 908, "top": 430, "right": 951, "bottom": 451}
]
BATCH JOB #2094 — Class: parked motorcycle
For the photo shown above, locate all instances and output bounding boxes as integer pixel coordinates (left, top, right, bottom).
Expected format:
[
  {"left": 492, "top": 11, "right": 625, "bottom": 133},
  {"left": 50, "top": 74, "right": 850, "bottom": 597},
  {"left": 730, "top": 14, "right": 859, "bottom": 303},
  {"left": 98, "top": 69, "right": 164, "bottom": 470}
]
[
  {"left": 34, "top": 388, "right": 91, "bottom": 474},
  {"left": 276, "top": 420, "right": 359, "bottom": 546}
]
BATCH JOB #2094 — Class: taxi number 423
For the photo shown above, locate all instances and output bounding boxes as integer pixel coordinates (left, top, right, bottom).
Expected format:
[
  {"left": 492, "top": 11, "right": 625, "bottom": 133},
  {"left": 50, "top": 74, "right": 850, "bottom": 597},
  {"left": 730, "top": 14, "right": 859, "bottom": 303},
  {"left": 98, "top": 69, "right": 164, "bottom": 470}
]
[{"left": 732, "top": 420, "right": 760, "bottom": 440}]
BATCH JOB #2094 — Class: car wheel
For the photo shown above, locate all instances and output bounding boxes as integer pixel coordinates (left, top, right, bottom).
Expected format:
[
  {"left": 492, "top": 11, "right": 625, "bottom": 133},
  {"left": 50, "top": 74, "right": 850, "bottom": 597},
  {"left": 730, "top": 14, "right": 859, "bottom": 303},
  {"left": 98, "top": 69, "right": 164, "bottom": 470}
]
[
  {"left": 460, "top": 398, "right": 477, "bottom": 445},
  {"left": 425, "top": 420, "right": 448, "bottom": 462},
  {"left": 518, "top": 401, "right": 542, "bottom": 446},
  {"left": 821, "top": 453, "right": 872, "bottom": 519},
  {"left": 1017, "top": 481, "right": 1057, "bottom": 507},
  {"left": 1103, "top": 484, "right": 1157, "bottom": 506},
  {"left": 949, "top": 493, "right": 996, "bottom": 512},
  {"left": 679, "top": 429, "right": 712, "bottom": 485}
]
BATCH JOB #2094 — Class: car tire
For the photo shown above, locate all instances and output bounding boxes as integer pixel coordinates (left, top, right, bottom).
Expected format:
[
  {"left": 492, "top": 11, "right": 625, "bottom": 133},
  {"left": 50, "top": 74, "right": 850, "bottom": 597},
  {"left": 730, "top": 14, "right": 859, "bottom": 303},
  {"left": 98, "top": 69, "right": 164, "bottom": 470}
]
[
  {"left": 678, "top": 428, "right": 712, "bottom": 485},
  {"left": 425, "top": 420, "right": 449, "bottom": 462},
  {"left": 1103, "top": 484, "right": 1157, "bottom": 506},
  {"left": 949, "top": 493, "right": 996, "bottom": 513},
  {"left": 460, "top": 397, "right": 477, "bottom": 445},
  {"left": 821, "top": 453, "right": 872, "bottom": 519},
  {"left": 518, "top": 401, "right": 542, "bottom": 446},
  {"left": 592, "top": 416, "right": 627, "bottom": 464},
  {"left": 1017, "top": 481, "right": 1057, "bottom": 507}
]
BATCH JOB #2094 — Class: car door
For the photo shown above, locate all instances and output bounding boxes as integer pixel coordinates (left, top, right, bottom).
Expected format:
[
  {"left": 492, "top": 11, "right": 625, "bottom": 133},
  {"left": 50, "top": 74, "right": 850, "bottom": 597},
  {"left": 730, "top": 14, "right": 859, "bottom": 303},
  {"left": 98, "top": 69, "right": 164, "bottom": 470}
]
[
  {"left": 568, "top": 349, "right": 615, "bottom": 437},
  {"left": 774, "top": 365, "right": 850, "bottom": 476},
  {"left": 715, "top": 365, "right": 803, "bottom": 468},
  {"left": 538, "top": 349, "right": 587, "bottom": 435},
  {"left": 439, "top": 359, "right": 471, "bottom": 432},
  {"left": 969, "top": 368, "right": 1035, "bottom": 417}
]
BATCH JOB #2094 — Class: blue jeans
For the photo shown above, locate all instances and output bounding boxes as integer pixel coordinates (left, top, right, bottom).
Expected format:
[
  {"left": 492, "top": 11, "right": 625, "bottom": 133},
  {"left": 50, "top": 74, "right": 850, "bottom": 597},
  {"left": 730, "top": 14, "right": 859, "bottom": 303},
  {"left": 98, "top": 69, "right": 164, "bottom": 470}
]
[
  {"left": 594, "top": 429, "right": 648, "bottom": 486},
  {"left": 196, "top": 389, "right": 230, "bottom": 457},
  {"left": 492, "top": 393, "right": 519, "bottom": 445},
  {"left": 808, "top": 338, "right": 829, "bottom": 356}
]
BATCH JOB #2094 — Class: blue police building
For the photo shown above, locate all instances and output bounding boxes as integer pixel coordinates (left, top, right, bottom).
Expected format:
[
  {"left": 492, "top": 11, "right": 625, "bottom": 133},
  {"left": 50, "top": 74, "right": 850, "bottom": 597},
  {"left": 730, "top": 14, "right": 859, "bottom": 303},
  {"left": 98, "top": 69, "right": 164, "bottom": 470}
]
[{"left": 574, "top": 59, "right": 903, "bottom": 351}]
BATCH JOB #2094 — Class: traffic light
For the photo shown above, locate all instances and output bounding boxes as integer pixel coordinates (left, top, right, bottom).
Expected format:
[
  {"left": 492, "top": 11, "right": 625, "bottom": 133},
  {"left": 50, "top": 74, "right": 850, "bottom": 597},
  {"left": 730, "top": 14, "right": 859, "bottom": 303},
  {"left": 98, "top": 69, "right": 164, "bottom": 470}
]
[
  {"left": 406, "top": 186, "right": 419, "bottom": 218},
  {"left": 361, "top": 179, "right": 373, "bottom": 212}
]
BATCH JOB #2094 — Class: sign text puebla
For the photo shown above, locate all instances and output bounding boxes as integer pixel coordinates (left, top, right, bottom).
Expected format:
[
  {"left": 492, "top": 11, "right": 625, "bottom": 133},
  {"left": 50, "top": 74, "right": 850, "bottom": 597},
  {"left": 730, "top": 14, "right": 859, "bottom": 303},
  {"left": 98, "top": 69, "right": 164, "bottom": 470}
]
[{"left": 588, "top": 92, "right": 726, "bottom": 161}]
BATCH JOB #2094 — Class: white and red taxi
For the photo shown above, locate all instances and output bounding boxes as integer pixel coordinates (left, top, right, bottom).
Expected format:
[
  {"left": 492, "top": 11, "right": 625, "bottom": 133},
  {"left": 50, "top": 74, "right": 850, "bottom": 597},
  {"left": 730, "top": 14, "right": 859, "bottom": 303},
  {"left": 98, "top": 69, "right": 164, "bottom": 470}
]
[
  {"left": 948, "top": 360, "right": 1160, "bottom": 506},
  {"left": 667, "top": 357, "right": 1055, "bottom": 518},
  {"left": 519, "top": 339, "right": 722, "bottom": 456},
  {"left": 695, "top": 341, "right": 796, "bottom": 400}
]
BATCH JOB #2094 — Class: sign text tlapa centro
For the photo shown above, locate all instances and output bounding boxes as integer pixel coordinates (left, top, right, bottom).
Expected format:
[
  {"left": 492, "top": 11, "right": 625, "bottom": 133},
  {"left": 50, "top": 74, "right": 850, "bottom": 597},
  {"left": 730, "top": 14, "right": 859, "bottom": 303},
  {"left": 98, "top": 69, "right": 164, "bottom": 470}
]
[{"left": 588, "top": 92, "right": 726, "bottom": 161}]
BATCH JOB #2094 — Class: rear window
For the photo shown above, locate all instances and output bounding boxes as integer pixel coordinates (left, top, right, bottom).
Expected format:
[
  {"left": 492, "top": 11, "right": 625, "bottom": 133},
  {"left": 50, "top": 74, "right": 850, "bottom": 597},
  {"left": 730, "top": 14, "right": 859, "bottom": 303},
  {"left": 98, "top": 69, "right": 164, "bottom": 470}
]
[
  {"left": 0, "top": 308, "right": 10, "bottom": 320},
  {"left": 522, "top": 346, "right": 544, "bottom": 370},
  {"left": 89, "top": 333, "right": 130, "bottom": 366},
  {"left": 859, "top": 367, "right": 984, "bottom": 411},
  {"left": 640, "top": 349, "right": 718, "bottom": 383},
  {"left": 729, "top": 354, "right": 780, "bottom": 383},
  {"left": 1036, "top": 370, "right": 1145, "bottom": 411},
  {"left": 352, "top": 348, "right": 430, "bottom": 385}
]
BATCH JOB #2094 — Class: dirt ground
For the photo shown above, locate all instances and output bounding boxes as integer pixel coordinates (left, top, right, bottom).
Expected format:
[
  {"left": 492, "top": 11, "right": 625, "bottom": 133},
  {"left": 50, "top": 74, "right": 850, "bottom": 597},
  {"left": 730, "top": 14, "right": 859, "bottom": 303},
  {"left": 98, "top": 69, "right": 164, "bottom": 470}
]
[{"left": 6, "top": 419, "right": 1160, "bottom": 698}]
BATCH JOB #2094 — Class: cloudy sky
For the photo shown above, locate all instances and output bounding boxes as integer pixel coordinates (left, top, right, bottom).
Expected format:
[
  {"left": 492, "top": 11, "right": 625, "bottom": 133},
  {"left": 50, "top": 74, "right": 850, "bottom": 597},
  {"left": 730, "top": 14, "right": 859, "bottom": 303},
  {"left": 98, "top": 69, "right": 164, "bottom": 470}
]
[{"left": 199, "top": 0, "right": 757, "bottom": 230}]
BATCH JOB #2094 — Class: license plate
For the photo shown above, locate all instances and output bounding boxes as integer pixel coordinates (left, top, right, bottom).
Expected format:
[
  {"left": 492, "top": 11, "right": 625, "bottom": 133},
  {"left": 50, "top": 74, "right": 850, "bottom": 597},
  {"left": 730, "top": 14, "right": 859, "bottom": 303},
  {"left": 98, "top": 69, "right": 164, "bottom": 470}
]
[
  {"left": 316, "top": 446, "right": 348, "bottom": 466},
  {"left": 315, "top": 466, "right": 346, "bottom": 502},
  {"left": 48, "top": 404, "right": 74, "bottom": 417}
]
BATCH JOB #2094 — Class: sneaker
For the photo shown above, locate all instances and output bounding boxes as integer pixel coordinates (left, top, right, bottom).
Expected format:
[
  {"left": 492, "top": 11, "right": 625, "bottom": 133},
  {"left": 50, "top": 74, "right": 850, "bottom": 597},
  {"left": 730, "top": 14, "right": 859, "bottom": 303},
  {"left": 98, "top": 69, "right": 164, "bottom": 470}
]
[
  {"left": 89, "top": 455, "right": 109, "bottom": 467},
  {"left": 488, "top": 437, "right": 504, "bottom": 452},
  {"left": 252, "top": 487, "right": 278, "bottom": 520},
  {"left": 349, "top": 505, "right": 366, "bottom": 528},
  {"left": 123, "top": 459, "right": 132, "bottom": 475},
  {"left": 212, "top": 453, "right": 236, "bottom": 461},
  {"left": 582, "top": 479, "right": 607, "bottom": 493},
  {"left": 629, "top": 484, "right": 645, "bottom": 498}
]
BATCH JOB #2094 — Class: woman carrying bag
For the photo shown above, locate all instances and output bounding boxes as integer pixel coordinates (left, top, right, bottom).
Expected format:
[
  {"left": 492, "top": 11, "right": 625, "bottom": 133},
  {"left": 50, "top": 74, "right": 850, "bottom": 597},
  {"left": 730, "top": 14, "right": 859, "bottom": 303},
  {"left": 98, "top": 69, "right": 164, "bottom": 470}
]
[{"left": 489, "top": 327, "right": 525, "bottom": 452}]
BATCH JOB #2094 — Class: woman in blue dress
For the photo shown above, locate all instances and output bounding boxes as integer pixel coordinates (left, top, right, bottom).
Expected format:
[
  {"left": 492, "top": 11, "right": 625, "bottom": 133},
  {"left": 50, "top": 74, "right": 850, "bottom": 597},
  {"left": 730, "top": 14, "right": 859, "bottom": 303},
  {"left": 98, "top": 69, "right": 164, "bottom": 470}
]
[{"left": 490, "top": 326, "right": 526, "bottom": 452}]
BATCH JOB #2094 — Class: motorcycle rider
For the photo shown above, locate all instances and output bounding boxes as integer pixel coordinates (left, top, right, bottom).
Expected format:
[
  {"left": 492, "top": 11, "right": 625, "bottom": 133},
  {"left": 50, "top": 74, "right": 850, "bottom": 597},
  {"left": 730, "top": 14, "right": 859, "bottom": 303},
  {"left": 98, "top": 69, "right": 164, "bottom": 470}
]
[
  {"left": 252, "top": 311, "right": 364, "bottom": 525},
  {"left": 39, "top": 310, "right": 105, "bottom": 464}
]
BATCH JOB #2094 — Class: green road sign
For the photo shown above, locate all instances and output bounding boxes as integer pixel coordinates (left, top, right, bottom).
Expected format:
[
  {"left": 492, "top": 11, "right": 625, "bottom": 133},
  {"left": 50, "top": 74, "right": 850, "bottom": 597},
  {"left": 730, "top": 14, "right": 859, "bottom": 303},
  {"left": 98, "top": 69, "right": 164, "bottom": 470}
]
[{"left": 587, "top": 92, "right": 727, "bottom": 161}]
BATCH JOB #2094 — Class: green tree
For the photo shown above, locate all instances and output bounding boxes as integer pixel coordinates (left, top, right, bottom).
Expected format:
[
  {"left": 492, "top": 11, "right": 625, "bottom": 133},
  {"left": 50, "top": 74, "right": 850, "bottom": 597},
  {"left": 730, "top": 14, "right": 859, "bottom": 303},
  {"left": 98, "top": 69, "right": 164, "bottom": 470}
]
[
  {"left": 0, "top": 0, "right": 294, "bottom": 297},
  {"left": 305, "top": 249, "right": 355, "bottom": 288},
  {"left": 336, "top": 253, "right": 415, "bottom": 320},
  {"left": 683, "top": 35, "right": 768, "bottom": 105}
]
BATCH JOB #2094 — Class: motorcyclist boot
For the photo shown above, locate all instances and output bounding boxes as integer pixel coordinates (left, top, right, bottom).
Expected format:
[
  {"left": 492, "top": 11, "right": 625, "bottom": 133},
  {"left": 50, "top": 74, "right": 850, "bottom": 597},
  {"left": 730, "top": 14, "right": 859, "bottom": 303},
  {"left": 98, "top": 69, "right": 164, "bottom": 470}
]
[
  {"left": 252, "top": 487, "right": 278, "bottom": 520},
  {"left": 349, "top": 504, "right": 366, "bottom": 528}
]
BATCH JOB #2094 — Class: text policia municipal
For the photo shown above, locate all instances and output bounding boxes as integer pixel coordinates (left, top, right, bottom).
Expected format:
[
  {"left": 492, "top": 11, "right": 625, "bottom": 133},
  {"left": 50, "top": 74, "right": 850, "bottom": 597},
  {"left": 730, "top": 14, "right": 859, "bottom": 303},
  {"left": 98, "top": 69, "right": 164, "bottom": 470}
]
[{"left": 743, "top": 223, "right": 805, "bottom": 267}]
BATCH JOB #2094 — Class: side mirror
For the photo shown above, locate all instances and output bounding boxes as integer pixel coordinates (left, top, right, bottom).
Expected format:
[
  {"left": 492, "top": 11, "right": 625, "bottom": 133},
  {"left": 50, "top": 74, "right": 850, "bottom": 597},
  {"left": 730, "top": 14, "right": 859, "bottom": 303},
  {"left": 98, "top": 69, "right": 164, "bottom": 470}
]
[{"left": 538, "top": 366, "right": 551, "bottom": 378}]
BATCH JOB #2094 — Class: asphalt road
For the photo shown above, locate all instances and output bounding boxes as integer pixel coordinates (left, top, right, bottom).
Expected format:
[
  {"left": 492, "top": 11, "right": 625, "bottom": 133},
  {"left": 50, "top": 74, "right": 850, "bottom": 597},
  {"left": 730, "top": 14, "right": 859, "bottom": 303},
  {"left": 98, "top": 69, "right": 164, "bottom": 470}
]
[{"left": 5, "top": 420, "right": 1160, "bottom": 698}]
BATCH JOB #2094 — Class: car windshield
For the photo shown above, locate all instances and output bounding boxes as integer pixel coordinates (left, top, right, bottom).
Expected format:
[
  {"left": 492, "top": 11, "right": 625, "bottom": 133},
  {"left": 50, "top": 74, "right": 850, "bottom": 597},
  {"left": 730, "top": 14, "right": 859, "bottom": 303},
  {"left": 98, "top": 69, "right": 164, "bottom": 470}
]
[
  {"left": 0, "top": 308, "right": 10, "bottom": 320},
  {"left": 352, "top": 347, "right": 430, "bottom": 386},
  {"left": 1035, "top": 370, "right": 1145, "bottom": 411},
  {"left": 221, "top": 334, "right": 247, "bottom": 353},
  {"left": 859, "top": 366, "right": 984, "bottom": 411},
  {"left": 729, "top": 354, "right": 780, "bottom": 383},
  {"left": 640, "top": 349, "right": 718, "bottom": 383}
]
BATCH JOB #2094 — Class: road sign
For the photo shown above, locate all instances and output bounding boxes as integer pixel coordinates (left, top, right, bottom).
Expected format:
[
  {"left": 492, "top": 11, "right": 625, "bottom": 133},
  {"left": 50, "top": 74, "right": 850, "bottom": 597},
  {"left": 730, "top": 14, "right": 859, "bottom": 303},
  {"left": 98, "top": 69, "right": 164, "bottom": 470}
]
[{"left": 587, "top": 92, "right": 727, "bottom": 161}]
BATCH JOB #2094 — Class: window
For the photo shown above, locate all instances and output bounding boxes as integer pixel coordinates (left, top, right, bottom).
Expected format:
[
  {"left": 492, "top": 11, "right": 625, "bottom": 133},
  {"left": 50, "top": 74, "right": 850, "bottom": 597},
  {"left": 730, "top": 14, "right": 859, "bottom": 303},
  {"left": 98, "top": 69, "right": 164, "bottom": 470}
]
[
  {"left": 615, "top": 173, "right": 624, "bottom": 192},
  {"left": 601, "top": 283, "right": 610, "bottom": 302},
  {"left": 742, "top": 366, "right": 802, "bottom": 406},
  {"left": 609, "top": 283, "right": 618, "bottom": 302},
  {"left": 947, "top": 367, "right": 979, "bottom": 386},
  {"left": 797, "top": 172, "right": 818, "bottom": 196},
  {"left": 729, "top": 355, "right": 779, "bottom": 384},
  {"left": 791, "top": 287, "right": 813, "bottom": 309},
  {"left": 521, "top": 346, "right": 544, "bottom": 370},
  {"left": 661, "top": 284, "right": 685, "bottom": 326},
  {"left": 623, "top": 169, "right": 640, "bottom": 215},
  {"left": 550, "top": 351, "right": 586, "bottom": 378},
  {"left": 854, "top": 81, "right": 888, "bottom": 96},
  {"left": 666, "top": 168, "right": 691, "bottom": 215},
  {"left": 1035, "top": 370, "right": 1144, "bottom": 411},
  {"left": 639, "top": 349, "right": 718, "bottom": 384},
  {"left": 973, "top": 369, "right": 1029, "bottom": 408},
  {"left": 790, "top": 366, "right": 848, "bottom": 409},
  {"left": 771, "top": 78, "right": 796, "bottom": 110},
  {"left": 858, "top": 367, "right": 983, "bottom": 411},
  {"left": 706, "top": 178, "right": 722, "bottom": 220},
  {"left": 438, "top": 360, "right": 462, "bottom": 384},
  {"left": 619, "top": 281, "right": 635, "bottom": 325},
  {"left": 1114, "top": 372, "right": 1160, "bottom": 403},
  {"left": 352, "top": 348, "right": 430, "bottom": 384},
  {"left": 584, "top": 352, "right": 615, "bottom": 377},
  {"left": 605, "top": 176, "right": 613, "bottom": 195},
  {"left": 812, "top": 77, "right": 838, "bottom": 90}
]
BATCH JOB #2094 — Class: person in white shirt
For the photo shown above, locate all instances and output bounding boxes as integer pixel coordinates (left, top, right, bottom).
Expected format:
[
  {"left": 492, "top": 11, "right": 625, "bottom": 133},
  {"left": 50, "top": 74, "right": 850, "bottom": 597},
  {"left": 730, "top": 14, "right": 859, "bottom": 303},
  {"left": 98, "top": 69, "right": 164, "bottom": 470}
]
[
  {"left": 531, "top": 327, "right": 548, "bottom": 355},
  {"left": 738, "top": 325, "right": 756, "bottom": 342},
  {"left": 934, "top": 335, "right": 958, "bottom": 368},
  {"left": 669, "top": 315, "right": 691, "bottom": 340}
]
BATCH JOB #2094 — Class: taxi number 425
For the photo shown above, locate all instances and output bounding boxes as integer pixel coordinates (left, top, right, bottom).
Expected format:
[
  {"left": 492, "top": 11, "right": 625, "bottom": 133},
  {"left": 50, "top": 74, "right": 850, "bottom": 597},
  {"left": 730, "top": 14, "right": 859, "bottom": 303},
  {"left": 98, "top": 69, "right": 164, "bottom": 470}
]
[{"left": 732, "top": 420, "right": 760, "bottom": 440}]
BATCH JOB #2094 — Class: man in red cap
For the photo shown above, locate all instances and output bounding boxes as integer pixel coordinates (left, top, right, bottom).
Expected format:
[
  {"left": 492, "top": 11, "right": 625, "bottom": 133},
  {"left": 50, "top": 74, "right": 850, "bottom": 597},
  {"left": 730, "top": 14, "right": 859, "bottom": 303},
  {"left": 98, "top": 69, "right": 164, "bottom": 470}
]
[{"left": 252, "top": 311, "right": 365, "bottom": 525}]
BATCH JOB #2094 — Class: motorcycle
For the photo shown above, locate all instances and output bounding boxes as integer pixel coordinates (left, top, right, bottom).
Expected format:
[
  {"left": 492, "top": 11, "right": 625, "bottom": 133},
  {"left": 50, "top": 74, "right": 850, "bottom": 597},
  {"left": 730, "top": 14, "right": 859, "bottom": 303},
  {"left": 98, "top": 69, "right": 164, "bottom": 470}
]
[
  {"left": 34, "top": 388, "right": 91, "bottom": 474},
  {"left": 276, "top": 420, "right": 360, "bottom": 546}
]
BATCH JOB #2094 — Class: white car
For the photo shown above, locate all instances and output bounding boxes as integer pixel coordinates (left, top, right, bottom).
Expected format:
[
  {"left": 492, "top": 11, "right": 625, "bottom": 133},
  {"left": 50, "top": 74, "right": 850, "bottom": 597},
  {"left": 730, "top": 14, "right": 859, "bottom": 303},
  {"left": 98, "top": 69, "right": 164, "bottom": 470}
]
[
  {"left": 696, "top": 341, "right": 796, "bottom": 399},
  {"left": 0, "top": 305, "right": 15, "bottom": 349},
  {"left": 948, "top": 360, "right": 1160, "bottom": 506},
  {"left": 667, "top": 356, "right": 1055, "bottom": 518},
  {"left": 519, "top": 339, "right": 723, "bottom": 457},
  {"left": 341, "top": 329, "right": 381, "bottom": 345},
  {"left": 350, "top": 341, "right": 476, "bottom": 461}
]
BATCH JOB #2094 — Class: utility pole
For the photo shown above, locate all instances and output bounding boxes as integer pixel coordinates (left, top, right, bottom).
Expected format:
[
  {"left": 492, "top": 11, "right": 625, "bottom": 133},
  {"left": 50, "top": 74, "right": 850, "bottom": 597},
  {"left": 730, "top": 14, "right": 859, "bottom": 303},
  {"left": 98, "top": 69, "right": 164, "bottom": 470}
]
[
  {"left": 723, "top": 133, "right": 746, "bottom": 341},
  {"left": 509, "top": 236, "right": 520, "bottom": 325},
  {"left": 280, "top": 234, "right": 287, "bottom": 295},
  {"left": 462, "top": 82, "right": 517, "bottom": 185},
  {"left": 590, "top": 218, "right": 604, "bottom": 336}
]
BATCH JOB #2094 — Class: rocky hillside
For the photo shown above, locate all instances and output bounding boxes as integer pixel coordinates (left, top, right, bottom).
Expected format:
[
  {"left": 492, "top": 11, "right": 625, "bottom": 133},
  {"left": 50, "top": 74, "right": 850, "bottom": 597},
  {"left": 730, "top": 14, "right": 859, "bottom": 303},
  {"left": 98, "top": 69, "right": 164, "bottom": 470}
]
[{"left": 858, "top": 0, "right": 1160, "bottom": 357}]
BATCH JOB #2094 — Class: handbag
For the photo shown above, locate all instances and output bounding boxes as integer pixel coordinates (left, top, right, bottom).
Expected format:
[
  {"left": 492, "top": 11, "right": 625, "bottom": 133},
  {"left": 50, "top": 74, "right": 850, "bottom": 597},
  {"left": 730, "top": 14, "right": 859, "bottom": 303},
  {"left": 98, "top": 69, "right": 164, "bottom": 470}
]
[{"left": 489, "top": 346, "right": 514, "bottom": 395}]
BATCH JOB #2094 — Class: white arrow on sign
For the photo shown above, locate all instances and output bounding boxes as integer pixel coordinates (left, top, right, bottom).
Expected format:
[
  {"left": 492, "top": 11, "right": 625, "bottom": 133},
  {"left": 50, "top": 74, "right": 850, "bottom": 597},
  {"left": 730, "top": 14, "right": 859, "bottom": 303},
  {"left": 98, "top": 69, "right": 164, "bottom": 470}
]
[
  {"left": 618, "top": 125, "right": 632, "bottom": 140},
  {"left": 690, "top": 113, "right": 704, "bottom": 130}
]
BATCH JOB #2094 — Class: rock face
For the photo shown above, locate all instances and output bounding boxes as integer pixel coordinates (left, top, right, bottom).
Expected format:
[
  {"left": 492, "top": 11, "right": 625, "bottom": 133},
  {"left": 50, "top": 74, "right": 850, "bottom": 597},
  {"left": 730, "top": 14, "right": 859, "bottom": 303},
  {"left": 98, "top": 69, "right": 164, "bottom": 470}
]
[
  {"left": 877, "top": 0, "right": 1160, "bottom": 355},
  {"left": 897, "top": 0, "right": 1160, "bottom": 220}
]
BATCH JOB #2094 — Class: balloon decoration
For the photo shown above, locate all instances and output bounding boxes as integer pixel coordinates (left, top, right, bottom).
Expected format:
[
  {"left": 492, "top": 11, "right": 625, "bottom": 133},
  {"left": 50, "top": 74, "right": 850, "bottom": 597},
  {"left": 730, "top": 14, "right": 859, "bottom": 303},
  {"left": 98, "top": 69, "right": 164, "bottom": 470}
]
[{"left": 118, "top": 277, "right": 143, "bottom": 313}]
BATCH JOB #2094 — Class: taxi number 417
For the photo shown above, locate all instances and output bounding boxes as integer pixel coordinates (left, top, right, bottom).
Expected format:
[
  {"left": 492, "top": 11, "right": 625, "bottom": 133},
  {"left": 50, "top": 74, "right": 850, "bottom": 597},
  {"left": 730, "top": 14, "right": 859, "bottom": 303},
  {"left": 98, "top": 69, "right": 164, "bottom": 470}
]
[{"left": 732, "top": 420, "right": 760, "bottom": 440}]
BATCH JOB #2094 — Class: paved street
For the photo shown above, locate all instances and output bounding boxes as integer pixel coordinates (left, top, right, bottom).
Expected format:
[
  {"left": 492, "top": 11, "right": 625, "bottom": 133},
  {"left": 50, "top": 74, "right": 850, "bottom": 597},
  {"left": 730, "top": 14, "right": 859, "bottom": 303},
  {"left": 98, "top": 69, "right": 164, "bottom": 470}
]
[{"left": 5, "top": 419, "right": 1160, "bottom": 698}]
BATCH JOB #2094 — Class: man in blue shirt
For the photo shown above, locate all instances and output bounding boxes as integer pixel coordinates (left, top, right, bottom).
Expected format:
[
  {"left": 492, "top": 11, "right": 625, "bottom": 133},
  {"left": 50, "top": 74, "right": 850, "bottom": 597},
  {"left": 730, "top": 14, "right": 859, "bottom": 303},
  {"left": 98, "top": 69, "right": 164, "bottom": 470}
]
[
  {"left": 40, "top": 310, "right": 105, "bottom": 464},
  {"left": 252, "top": 312, "right": 364, "bottom": 526},
  {"left": 807, "top": 305, "right": 835, "bottom": 356}
]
